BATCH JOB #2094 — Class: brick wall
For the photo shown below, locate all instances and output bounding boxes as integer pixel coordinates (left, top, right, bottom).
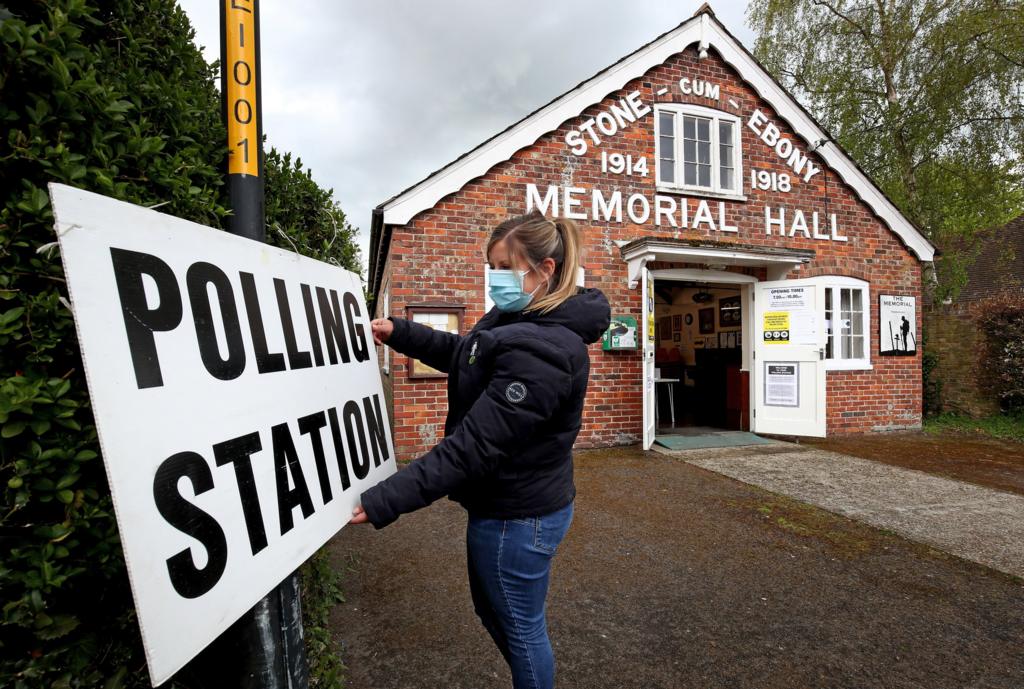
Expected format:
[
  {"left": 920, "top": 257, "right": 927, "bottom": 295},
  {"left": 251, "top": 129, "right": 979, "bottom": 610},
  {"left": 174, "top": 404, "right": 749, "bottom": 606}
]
[
  {"left": 375, "top": 45, "right": 923, "bottom": 460},
  {"left": 923, "top": 304, "right": 1000, "bottom": 416}
]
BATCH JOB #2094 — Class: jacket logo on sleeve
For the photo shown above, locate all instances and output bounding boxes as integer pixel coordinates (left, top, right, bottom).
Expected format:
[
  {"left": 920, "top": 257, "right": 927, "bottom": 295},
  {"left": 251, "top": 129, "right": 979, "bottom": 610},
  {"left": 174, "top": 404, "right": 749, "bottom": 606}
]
[
  {"left": 469, "top": 339, "right": 478, "bottom": 365},
  {"left": 505, "top": 381, "right": 528, "bottom": 404}
]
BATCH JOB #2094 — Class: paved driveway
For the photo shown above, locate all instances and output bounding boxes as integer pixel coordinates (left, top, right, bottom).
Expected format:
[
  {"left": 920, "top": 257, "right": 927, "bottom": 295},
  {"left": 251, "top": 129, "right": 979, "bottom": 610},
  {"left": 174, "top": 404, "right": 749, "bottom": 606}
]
[{"left": 327, "top": 446, "right": 1024, "bottom": 689}]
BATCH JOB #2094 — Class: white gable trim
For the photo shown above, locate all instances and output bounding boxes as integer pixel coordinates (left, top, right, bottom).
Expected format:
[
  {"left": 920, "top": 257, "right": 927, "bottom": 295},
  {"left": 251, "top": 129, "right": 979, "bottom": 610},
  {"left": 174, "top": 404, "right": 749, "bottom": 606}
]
[{"left": 379, "top": 13, "right": 934, "bottom": 262}]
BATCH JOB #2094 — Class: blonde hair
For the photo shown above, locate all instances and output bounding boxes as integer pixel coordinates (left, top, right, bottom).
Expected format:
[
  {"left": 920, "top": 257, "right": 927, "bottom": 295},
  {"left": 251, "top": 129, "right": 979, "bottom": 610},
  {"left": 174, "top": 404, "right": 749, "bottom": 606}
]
[{"left": 486, "top": 210, "right": 583, "bottom": 315}]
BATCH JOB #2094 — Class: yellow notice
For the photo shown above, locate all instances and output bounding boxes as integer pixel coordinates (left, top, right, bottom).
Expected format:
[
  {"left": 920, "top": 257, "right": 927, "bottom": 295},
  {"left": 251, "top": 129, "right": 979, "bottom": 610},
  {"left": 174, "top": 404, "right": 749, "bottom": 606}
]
[
  {"left": 762, "top": 311, "right": 790, "bottom": 344},
  {"left": 224, "top": 0, "right": 259, "bottom": 176}
]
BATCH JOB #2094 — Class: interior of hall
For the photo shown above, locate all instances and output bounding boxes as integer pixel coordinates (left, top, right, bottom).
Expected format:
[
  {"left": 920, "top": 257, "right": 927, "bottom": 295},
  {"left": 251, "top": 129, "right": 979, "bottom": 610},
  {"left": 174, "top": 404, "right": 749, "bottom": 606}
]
[{"left": 652, "top": 282, "right": 747, "bottom": 433}]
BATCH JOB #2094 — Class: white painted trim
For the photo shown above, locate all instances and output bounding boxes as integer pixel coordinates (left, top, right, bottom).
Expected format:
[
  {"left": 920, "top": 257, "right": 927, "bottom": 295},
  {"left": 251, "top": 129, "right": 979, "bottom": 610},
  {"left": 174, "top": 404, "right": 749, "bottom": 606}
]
[
  {"left": 804, "top": 275, "right": 872, "bottom": 370},
  {"left": 654, "top": 103, "right": 743, "bottom": 196},
  {"left": 650, "top": 268, "right": 758, "bottom": 284},
  {"left": 378, "top": 13, "right": 934, "bottom": 262},
  {"left": 624, "top": 241, "right": 810, "bottom": 286}
]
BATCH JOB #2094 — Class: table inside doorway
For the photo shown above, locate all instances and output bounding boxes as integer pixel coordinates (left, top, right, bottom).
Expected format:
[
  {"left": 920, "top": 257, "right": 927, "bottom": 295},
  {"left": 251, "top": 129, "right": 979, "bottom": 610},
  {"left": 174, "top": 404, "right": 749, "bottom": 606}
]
[{"left": 655, "top": 377, "right": 680, "bottom": 426}]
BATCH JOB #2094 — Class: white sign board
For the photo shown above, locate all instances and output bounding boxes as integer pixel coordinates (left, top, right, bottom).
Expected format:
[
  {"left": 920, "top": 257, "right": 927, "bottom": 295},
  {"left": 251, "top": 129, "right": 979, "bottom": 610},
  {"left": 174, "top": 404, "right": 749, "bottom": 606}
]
[
  {"left": 765, "top": 286, "right": 817, "bottom": 346},
  {"left": 49, "top": 184, "right": 396, "bottom": 685},
  {"left": 764, "top": 362, "right": 799, "bottom": 407},
  {"left": 879, "top": 294, "right": 916, "bottom": 355}
]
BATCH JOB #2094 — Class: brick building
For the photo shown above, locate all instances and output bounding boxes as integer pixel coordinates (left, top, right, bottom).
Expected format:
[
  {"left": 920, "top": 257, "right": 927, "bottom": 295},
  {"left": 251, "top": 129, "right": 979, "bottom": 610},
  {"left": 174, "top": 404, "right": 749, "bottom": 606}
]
[
  {"left": 925, "top": 214, "right": 1024, "bottom": 416},
  {"left": 367, "top": 7, "right": 935, "bottom": 459}
]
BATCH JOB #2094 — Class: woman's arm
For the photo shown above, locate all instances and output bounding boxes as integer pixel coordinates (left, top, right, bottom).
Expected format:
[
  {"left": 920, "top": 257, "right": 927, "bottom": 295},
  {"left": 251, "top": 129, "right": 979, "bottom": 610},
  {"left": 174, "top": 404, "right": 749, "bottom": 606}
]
[
  {"left": 382, "top": 316, "right": 463, "bottom": 374},
  {"left": 358, "top": 335, "right": 571, "bottom": 528}
]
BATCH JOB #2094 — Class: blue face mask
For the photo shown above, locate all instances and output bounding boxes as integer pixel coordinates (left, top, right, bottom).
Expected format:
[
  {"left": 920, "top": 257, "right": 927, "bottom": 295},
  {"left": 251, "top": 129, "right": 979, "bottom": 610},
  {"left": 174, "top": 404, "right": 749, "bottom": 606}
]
[{"left": 489, "top": 269, "right": 542, "bottom": 312}]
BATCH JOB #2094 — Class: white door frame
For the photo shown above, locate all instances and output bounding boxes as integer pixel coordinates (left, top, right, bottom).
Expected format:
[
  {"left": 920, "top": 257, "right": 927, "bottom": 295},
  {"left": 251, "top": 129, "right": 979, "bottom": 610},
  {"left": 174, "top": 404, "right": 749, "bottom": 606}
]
[{"left": 645, "top": 269, "right": 758, "bottom": 445}]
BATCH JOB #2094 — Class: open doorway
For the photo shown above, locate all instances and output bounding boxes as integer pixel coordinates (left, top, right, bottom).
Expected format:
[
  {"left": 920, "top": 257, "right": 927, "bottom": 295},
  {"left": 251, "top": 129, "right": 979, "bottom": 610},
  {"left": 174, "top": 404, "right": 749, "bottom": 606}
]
[{"left": 652, "top": 280, "right": 748, "bottom": 436}]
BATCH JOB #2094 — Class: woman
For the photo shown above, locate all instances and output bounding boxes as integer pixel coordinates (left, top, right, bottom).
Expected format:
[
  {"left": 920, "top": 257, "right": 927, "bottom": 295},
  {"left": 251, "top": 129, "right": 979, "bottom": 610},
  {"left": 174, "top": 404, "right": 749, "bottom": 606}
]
[{"left": 352, "top": 209, "right": 610, "bottom": 689}]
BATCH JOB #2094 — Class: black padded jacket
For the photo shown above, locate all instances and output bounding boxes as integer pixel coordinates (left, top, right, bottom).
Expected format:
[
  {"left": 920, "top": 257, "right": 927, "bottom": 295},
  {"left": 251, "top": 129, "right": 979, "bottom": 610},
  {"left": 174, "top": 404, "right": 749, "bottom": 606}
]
[{"left": 359, "top": 287, "right": 611, "bottom": 528}]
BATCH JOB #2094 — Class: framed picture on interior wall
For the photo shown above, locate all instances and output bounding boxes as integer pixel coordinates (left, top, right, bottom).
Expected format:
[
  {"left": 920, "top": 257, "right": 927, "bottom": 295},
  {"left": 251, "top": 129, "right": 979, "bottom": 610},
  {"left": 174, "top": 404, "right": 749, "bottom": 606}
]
[
  {"left": 673, "top": 332, "right": 681, "bottom": 343},
  {"left": 719, "top": 331, "right": 728, "bottom": 348},
  {"left": 406, "top": 305, "right": 464, "bottom": 379},
  {"left": 736, "top": 330, "right": 742, "bottom": 347},
  {"left": 659, "top": 315, "right": 672, "bottom": 338},
  {"left": 719, "top": 295, "right": 741, "bottom": 327},
  {"left": 694, "top": 337, "right": 704, "bottom": 349},
  {"left": 672, "top": 314, "right": 682, "bottom": 331},
  {"left": 698, "top": 307, "right": 715, "bottom": 334},
  {"left": 685, "top": 313, "right": 693, "bottom": 326}
]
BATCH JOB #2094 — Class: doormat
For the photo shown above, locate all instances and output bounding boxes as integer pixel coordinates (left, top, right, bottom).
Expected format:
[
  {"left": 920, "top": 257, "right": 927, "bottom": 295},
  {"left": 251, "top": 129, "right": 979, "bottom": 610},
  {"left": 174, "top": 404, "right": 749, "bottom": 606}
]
[{"left": 654, "top": 431, "right": 774, "bottom": 451}]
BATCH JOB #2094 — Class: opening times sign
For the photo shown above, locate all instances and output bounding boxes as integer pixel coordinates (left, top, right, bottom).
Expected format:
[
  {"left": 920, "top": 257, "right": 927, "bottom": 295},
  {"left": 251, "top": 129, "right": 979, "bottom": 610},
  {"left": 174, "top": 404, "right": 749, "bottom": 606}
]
[{"left": 49, "top": 184, "right": 396, "bottom": 685}]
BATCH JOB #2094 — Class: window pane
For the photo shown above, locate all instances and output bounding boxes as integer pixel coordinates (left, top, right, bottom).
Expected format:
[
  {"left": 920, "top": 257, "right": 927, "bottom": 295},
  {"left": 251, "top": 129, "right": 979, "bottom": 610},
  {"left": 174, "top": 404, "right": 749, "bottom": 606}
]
[
  {"left": 683, "top": 139, "right": 696, "bottom": 162},
  {"left": 852, "top": 310, "right": 863, "bottom": 335},
  {"left": 683, "top": 116, "right": 696, "bottom": 139},
  {"left": 719, "top": 120, "right": 734, "bottom": 145},
  {"left": 852, "top": 336, "right": 864, "bottom": 359},
  {"left": 659, "top": 112, "right": 674, "bottom": 136},
  {"left": 720, "top": 167, "right": 734, "bottom": 189},
  {"left": 684, "top": 162, "right": 697, "bottom": 185},
  {"left": 697, "top": 140, "right": 710, "bottom": 164},
  {"left": 660, "top": 160, "right": 675, "bottom": 183},
  {"left": 698, "top": 164, "right": 711, "bottom": 187},
  {"left": 840, "top": 288, "right": 851, "bottom": 313},
  {"left": 852, "top": 289, "right": 863, "bottom": 313},
  {"left": 659, "top": 136, "right": 674, "bottom": 158},
  {"left": 697, "top": 118, "right": 710, "bottom": 141}
]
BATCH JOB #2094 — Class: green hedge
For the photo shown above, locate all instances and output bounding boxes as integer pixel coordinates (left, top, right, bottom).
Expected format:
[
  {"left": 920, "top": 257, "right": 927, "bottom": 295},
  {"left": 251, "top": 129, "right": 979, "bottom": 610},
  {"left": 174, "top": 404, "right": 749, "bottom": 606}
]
[{"left": 0, "top": 1, "right": 358, "bottom": 686}]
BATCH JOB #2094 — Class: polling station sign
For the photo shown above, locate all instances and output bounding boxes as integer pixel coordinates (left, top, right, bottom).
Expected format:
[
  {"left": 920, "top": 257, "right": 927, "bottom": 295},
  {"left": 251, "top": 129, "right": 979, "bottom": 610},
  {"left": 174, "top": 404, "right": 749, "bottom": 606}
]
[{"left": 48, "top": 184, "right": 396, "bottom": 685}]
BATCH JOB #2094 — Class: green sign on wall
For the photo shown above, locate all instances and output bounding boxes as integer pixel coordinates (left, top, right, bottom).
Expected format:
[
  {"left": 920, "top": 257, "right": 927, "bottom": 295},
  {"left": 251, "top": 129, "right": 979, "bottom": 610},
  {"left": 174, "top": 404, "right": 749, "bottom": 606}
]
[{"left": 602, "top": 315, "right": 638, "bottom": 351}]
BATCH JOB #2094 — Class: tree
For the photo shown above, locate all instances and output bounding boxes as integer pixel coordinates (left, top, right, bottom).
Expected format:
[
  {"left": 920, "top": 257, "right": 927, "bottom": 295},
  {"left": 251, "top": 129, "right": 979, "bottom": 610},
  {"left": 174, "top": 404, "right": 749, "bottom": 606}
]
[
  {"left": 0, "top": 1, "right": 359, "bottom": 686},
  {"left": 747, "top": 0, "right": 1024, "bottom": 299}
]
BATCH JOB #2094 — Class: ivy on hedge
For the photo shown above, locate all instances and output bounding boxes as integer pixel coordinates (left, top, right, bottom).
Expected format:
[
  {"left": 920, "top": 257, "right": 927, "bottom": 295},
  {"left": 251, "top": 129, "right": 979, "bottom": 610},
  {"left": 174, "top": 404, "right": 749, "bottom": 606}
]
[{"left": 1, "top": 1, "right": 359, "bottom": 686}]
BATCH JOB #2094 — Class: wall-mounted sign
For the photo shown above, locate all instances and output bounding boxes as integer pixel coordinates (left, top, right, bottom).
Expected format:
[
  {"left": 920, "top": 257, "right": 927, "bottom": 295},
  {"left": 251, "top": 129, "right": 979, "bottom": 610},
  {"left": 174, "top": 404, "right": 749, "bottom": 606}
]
[
  {"left": 763, "top": 312, "right": 790, "bottom": 344},
  {"left": 879, "top": 295, "right": 917, "bottom": 355},
  {"left": 406, "top": 306, "right": 463, "bottom": 378},
  {"left": 603, "top": 315, "right": 638, "bottom": 350},
  {"left": 49, "top": 184, "right": 395, "bottom": 685},
  {"left": 765, "top": 362, "right": 799, "bottom": 407},
  {"left": 764, "top": 286, "right": 818, "bottom": 346}
]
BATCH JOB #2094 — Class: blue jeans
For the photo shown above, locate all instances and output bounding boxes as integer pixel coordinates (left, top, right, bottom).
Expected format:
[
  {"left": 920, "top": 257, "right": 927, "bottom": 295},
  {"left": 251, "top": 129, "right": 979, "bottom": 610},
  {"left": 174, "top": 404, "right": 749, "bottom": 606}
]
[{"left": 466, "top": 501, "right": 574, "bottom": 689}]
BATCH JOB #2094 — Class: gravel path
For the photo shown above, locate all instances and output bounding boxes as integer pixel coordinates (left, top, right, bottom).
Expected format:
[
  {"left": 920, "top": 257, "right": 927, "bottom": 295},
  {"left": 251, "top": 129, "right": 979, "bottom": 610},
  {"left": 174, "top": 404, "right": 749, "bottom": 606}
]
[
  {"left": 327, "top": 446, "right": 1024, "bottom": 689},
  {"left": 670, "top": 442, "right": 1024, "bottom": 578}
]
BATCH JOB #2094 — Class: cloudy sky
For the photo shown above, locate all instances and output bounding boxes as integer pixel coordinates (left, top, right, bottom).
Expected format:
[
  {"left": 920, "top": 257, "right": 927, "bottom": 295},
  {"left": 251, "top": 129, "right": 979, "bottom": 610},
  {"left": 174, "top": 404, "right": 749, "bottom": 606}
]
[{"left": 176, "top": 1, "right": 756, "bottom": 276}]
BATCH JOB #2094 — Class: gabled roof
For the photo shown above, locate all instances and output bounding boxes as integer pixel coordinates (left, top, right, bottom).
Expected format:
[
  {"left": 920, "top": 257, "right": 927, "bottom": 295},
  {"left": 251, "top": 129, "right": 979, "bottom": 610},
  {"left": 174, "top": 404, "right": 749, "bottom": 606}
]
[
  {"left": 955, "top": 214, "right": 1024, "bottom": 303},
  {"left": 368, "top": 6, "right": 936, "bottom": 297}
]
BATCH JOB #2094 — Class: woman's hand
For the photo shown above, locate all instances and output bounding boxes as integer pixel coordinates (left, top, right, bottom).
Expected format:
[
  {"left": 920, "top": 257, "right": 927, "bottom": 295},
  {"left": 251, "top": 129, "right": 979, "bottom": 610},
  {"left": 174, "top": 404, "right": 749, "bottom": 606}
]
[
  {"left": 350, "top": 504, "right": 369, "bottom": 524},
  {"left": 370, "top": 318, "right": 393, "bottom": 345}
]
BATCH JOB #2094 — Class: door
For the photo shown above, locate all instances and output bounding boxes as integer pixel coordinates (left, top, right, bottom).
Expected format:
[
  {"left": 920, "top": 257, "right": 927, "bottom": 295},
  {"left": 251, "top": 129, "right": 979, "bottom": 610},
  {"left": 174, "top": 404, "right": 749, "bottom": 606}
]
[
  {"left": 642, "top": 267, "right": 656, "bottom": 449},
  {"left": 752, "top": 279, "right": 826, "bottom": 437}
]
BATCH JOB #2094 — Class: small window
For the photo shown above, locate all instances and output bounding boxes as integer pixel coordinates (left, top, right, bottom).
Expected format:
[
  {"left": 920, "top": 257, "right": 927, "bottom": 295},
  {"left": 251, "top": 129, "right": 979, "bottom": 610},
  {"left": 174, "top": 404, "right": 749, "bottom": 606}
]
[
  {"left": 656, "top": 104, "right": 743, "bottom": 197},
  {"left": 381, "top": 284, "right": 390, "bottom": 374},
  {"left": 821, "top": 278, "right": 871, "bottom": 370}
]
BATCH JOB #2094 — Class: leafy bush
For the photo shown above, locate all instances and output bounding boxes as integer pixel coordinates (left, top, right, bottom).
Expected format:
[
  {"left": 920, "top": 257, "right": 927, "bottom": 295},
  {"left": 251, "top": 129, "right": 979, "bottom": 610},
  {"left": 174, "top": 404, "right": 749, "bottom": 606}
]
[
  {"left": 970, "top": 290, "right": 1024, "bottom": 412},
  {"left": 1, "top": 1, "right": 358, "bottom": 686}
]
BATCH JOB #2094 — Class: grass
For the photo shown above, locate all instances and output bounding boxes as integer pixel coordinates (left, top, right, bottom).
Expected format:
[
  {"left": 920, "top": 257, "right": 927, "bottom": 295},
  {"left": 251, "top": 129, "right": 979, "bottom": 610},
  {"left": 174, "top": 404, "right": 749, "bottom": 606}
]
[{"left": 924, "top": 411, "right": 1024, "bottom": 443}]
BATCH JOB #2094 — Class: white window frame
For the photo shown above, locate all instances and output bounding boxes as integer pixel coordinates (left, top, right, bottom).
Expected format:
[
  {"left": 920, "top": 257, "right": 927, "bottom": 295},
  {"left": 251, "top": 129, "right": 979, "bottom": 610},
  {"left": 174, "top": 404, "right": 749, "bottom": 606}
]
[
  {"left": 381, "top": 281, "right": 390, "bottom": 374},
  {"left": 817, "top": 276, "right": 872, "bottom": 371},
  {"left": 654, "top": 103, "right": 746, "bottom": 201}
]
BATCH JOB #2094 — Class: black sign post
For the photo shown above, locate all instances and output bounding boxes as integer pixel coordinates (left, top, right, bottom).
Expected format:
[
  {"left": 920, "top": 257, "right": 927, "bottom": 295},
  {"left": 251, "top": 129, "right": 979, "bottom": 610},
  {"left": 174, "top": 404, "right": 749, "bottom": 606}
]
[{"left": 174, "top": 1, "right": 310, "bottom": 686}]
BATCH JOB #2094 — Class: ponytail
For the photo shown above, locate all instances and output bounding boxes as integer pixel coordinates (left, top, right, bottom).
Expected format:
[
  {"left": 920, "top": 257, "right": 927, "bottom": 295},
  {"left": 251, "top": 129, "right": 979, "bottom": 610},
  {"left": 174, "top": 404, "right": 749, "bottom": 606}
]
[{"left": 529, "top": 218, "right": 581, "bottom": 314}]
